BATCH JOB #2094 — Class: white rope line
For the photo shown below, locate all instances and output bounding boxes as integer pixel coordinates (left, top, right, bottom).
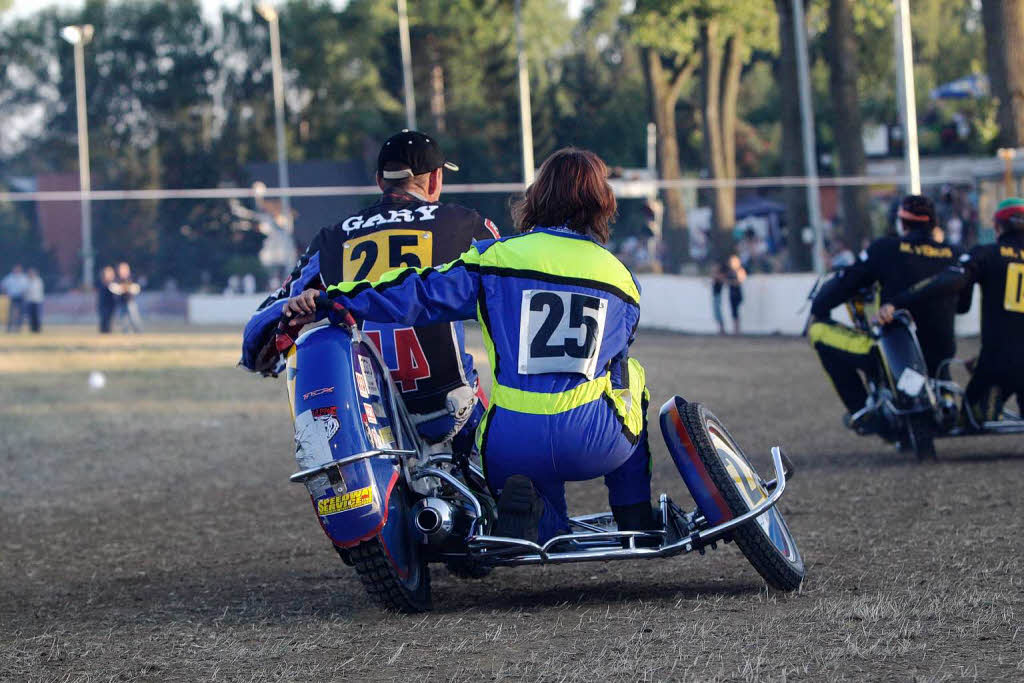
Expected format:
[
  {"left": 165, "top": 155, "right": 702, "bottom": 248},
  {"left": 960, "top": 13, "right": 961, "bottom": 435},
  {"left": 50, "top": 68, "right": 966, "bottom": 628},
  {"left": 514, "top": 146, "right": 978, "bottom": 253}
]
[{"left": 0, "top": 174, "right": 972, "bottom": 202}]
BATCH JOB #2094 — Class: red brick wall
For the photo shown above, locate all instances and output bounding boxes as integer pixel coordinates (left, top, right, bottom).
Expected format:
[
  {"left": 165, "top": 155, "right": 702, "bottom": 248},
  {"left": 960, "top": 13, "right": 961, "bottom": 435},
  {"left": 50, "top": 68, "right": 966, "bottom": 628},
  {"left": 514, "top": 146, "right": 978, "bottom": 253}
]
[{"left": 36, "top": 173, "right": 84, "bottom": 282}]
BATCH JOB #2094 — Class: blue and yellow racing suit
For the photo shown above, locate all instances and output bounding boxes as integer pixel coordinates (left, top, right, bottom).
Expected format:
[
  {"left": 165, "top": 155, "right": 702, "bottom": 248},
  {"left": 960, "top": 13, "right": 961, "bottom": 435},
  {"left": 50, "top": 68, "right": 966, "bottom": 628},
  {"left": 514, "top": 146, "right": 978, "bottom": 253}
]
[{"left": 326, "top": 226, "right": 651, "bottom": 541}]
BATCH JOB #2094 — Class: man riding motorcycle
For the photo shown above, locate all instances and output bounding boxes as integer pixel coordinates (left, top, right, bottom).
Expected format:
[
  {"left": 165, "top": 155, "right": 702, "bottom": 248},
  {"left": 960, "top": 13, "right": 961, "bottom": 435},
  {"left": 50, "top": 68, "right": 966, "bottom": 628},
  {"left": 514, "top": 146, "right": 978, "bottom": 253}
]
[
  {"left": 808, "top": 194, "right": 965, "bottom": 431},
  {"left": 241, "top": 130, "right": 500, "bottom": 452},
  {"left": 284, "top": 148, "right": 656, "bottom": 544},
  {"left": 879, "top": 197, "right": 1024, "bottom": 427}
]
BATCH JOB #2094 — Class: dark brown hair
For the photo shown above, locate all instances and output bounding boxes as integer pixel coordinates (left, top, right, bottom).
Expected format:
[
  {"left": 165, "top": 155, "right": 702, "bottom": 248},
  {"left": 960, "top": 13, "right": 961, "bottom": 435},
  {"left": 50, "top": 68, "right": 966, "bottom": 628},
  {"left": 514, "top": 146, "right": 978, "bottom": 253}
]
[{"left": 511, "top": 148, "right": 617, "bottom": 244}]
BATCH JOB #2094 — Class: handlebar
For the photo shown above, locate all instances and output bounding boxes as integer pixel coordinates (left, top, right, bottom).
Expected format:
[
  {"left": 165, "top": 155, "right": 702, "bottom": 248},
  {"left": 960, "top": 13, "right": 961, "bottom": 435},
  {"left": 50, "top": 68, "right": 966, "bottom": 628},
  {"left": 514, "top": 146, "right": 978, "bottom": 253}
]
[{"left": 274, "top": 291, "right": 357, "bottom": 353}]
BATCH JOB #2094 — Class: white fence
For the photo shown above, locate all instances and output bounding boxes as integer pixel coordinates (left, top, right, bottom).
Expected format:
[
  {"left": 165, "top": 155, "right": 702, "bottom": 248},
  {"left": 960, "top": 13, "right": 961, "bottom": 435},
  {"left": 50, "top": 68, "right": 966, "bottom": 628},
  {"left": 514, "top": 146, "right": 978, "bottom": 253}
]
[
  {"left": 187, "top": 294, "right": 267, "bottom": 325},
  {"left": 635, "top": 274, "right": 980, "bottom": 337},
  {"left": 185, "top": 275, "right": 982, "bottom": 337}
]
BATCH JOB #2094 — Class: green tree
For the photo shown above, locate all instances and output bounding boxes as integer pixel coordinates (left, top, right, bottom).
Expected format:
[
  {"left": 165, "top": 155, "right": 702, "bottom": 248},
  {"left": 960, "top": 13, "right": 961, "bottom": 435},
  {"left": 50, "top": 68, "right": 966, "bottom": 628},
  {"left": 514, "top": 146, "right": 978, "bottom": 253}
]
[
  {"left": 827, "top": 0, "right": 870, "bottom": 248},
  {"left": 630, "top": 1, "right": 698, "bottom": 270},
  {"left": 982, "top": 0, "right": 1024, "bottom": 146},
  {"left": 773, "top": 0, "right": 812, "bottom": 270}
]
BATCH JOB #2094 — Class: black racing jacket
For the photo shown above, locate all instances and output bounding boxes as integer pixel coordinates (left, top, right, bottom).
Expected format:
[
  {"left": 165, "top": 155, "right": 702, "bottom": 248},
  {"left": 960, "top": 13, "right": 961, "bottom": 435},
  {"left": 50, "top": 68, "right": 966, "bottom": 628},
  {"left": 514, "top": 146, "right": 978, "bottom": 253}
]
[
  {"left": 891, "top": 230, "right": 1024, "bottom": 362},
  {"left": 811, "top": 231, "right": 964, "bottom": 368},
  {"left": 241, "top": 190, "right": 500, "bottom": 413}
]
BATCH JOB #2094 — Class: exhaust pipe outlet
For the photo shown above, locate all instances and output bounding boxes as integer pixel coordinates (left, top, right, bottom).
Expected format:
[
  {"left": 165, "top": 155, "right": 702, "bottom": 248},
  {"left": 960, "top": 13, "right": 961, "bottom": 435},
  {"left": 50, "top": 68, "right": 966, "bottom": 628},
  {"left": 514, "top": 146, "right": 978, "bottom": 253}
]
[{"left": 411, "top": 497, "right": 456, "bottom": 543}]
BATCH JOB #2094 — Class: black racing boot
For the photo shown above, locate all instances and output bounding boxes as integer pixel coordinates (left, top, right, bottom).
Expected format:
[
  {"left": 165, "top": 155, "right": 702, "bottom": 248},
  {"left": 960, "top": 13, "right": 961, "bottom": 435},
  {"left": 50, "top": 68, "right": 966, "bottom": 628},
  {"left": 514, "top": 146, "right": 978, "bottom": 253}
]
[
  {"left": 612, "top": 502, "right": 661, "bottom": 548},
  {"left": 492, "top": 475, "right": 543, "bottom": 543}
]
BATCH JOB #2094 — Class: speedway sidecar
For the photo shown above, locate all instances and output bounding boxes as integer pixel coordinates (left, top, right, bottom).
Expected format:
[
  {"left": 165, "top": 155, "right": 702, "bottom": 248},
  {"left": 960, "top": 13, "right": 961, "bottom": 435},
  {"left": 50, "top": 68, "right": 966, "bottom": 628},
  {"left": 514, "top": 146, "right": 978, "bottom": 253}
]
[
  {"left": 283, "top": 302, "right": 804, "bottom": 613},
  {"left": 804, "top": 276, "right": 1024, "bottom": 460}
]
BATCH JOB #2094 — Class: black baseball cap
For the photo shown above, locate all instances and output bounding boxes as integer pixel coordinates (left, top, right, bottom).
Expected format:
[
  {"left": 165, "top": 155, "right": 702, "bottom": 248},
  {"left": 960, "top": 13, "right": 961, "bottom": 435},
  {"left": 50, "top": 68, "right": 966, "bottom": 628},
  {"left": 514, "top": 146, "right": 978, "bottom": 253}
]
[{"left": 377, "top": 129, "right": 459, "bottom": 179}]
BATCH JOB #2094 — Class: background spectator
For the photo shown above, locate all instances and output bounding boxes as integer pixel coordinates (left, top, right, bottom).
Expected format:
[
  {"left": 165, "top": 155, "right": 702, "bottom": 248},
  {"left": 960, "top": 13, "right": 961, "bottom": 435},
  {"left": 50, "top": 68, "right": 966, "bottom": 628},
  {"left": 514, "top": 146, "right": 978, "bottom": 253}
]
[
  {"left": 115, "top": 262, "right": 143, "bottom": 333},
  {"left": 830, "top": 238, "right": 856, "bottom": 269},
  {"left": 24, "top": 268, "right": 44, "bottom": 333},
  {"left": 711, "top": 260, "right": 728, "bottom": 335},
  {"left": 738, "top": 228, "right": 769, "bottom": 273},
  {"left": 98, "top": 266, "right": 117, "bottom": 333},
  {"left": 242, "top": 272, "right": 257, "bottom": 295},
  {"left": 2, "top": 264, "right": 28, "bottom": 333},
  {"left": 726, "top": 254, "right": 747, "bottom": 335}
]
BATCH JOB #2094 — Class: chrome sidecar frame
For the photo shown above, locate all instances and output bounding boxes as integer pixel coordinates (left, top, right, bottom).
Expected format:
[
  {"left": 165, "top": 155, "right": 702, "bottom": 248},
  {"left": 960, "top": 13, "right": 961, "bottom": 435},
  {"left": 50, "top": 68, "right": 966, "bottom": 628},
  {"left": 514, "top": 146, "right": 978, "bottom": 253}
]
[{"left": 455, "top": 447, "right": 794, "bottom": 567}]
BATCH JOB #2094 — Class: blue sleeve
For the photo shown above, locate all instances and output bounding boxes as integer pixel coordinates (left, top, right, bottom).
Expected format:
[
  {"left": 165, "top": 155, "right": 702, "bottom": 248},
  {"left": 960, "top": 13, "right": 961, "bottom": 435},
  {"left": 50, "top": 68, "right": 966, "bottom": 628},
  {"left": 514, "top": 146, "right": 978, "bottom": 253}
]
[
  {"left": 240, "top": 238, "right": 324, "bottom": 372},
  {"left": 326, "top": 249, "right": 482, "bottom": 327}
]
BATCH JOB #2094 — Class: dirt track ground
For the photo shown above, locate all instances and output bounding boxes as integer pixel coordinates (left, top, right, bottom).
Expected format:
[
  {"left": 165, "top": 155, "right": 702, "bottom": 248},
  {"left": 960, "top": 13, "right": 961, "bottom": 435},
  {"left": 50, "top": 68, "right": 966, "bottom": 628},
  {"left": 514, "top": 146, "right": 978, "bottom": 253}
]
[{"left": 2, "top": 326, "right": 1023, "bottom": 682}]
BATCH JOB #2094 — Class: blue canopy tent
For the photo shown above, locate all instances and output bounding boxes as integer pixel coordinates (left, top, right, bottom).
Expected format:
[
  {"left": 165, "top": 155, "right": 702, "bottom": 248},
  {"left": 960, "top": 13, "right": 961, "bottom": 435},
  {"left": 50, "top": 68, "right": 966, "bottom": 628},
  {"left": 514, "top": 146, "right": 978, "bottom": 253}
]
[
  {"left": 930, "top": 74, "right": 989, "bottom": 100},
  {"left": 733, "top": 196, "right": 786, "bottom": 253}
]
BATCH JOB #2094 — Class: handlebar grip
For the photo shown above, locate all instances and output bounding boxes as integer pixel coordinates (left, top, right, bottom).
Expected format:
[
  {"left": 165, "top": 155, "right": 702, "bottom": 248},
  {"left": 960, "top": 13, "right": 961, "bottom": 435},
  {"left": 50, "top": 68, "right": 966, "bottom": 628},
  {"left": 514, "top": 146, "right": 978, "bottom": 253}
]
[
  {"left": 272, "top": 292, "right": 357, "bottom": 354},
  {"left": 316, "top": 292, "right": 358, "bottom": 328}
]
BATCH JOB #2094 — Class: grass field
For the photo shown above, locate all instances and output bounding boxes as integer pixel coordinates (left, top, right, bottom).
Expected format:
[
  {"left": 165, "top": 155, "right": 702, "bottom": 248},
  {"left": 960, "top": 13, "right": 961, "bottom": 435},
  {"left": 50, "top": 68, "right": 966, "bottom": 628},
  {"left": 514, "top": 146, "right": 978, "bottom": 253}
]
[{"left": 2, "top": 326, "right": 1023, "bottom": 681}]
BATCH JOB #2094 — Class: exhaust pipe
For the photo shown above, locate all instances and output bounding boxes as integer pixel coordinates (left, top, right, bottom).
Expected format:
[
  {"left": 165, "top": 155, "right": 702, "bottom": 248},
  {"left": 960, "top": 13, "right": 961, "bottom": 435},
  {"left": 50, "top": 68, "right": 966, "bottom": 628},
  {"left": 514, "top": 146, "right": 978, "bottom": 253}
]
[{"left": 411, "top": 497, "right": 456, "bottom": 543}]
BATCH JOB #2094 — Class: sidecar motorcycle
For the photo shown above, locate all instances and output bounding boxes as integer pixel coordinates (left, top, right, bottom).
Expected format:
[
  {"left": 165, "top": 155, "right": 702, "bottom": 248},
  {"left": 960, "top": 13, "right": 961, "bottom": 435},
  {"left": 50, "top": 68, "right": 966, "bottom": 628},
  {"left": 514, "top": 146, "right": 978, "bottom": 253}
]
[
  {"left": 804, "top": 276, "right": 1024, "bottom": 460},
  {"left": 281, "top": 296, "right": 804, "bottom": 612}
]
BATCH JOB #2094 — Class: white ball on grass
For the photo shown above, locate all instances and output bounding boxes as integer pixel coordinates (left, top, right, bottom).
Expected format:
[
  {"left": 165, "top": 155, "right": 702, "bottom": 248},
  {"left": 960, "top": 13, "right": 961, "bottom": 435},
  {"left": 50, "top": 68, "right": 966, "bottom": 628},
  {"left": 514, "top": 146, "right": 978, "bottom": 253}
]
[{"left": 88, "top": 371, "right": 106, "bottom": 390}]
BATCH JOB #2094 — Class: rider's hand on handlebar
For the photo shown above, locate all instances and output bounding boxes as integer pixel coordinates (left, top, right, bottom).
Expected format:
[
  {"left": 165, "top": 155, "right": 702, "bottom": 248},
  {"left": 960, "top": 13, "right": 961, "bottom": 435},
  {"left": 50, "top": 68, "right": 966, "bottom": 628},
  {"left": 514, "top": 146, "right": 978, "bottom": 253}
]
[
  {"left": 282, "top": 289, "right": 320, "bottom": 327},
  {"left": 876, "top": 303, "right": 896, "bottom": 325}
]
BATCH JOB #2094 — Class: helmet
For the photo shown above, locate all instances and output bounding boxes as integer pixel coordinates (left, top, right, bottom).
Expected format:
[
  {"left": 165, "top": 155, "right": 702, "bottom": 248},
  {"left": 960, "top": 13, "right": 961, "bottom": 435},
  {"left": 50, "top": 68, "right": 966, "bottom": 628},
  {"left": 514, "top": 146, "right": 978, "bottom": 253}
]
[
  {"left": 898, "top": 194, "right": 936, "bottom": 231},
  {"left": 994, "top": 197, "right": 1024, "bottom": 232}
]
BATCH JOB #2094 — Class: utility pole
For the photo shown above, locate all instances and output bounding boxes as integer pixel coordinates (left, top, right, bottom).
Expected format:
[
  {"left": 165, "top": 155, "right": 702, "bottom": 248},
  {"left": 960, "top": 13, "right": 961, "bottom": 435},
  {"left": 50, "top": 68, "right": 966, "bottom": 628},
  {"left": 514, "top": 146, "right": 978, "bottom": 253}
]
[
  {"left": 61, "top": 24, "right": 95, "bottom": 289},
  {"left": 515, "top": 0, "right": 535, "bottom": 185},
  {"left": 397, "top": 0, "right": 417, "bottom": 129},
  {"left": 256, "top": 3, "right": 292, "bottom": 232},
  {"left": 791, "top": 0, "right": 825, "bottom": 273},
  {"left": 894, "top": 0, "right": 921, "bottom": 194}
]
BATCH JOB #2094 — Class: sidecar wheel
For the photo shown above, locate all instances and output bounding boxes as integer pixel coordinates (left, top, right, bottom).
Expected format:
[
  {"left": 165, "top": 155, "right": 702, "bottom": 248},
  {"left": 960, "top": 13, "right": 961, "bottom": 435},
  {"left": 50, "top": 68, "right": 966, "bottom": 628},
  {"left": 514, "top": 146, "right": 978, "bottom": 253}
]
[
  {"left": 350, "top": 538, "right": 431, "bottom": 612},
  {"left": 677, "top": 402, "right": 805, "bottom": 591}
]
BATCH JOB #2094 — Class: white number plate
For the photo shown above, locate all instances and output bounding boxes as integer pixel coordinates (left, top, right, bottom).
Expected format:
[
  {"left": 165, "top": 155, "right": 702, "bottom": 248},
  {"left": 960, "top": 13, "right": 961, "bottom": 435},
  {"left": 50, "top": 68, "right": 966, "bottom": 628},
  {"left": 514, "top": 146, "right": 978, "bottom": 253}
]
[{"left": 518, "top": 289, "right": 608, "bottom": 379}]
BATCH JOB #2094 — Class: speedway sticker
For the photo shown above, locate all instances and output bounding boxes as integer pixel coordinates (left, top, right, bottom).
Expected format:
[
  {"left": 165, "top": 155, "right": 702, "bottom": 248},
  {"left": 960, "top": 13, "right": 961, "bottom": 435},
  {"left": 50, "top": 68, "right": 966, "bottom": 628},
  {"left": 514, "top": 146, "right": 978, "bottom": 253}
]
[
  {"left": 363, "top": 402, "right": 378, "bottom": 425},
  {"left": 358, "top": 357, "right": 380, "bottom": 396},
  {"left": 312, "top": 406, "right": 340, "bottom": 440},
  {"left": 355, "top": 372, "right": 369, "bottom": 398},
  {"left": 896, "top": 368, "right": 927, "bottom": 397},
  {"left": 317, "top": 486, "right": 373, "bottom": 516}
]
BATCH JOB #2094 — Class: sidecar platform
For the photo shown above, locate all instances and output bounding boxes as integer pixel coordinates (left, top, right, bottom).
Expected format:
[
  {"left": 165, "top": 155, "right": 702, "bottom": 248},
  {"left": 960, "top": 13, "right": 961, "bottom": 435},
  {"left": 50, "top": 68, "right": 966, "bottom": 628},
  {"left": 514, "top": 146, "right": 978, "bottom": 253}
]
[{"left": 463, "top": 447, "right": 791, "bottom": 567}]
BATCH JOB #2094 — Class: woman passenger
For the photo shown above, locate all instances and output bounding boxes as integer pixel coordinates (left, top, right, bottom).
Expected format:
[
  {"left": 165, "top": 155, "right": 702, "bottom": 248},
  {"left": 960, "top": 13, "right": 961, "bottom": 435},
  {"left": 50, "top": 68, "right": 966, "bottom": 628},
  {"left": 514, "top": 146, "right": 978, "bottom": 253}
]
[{"left": 285, "top": 148, "right": 656, "bottom": 542}]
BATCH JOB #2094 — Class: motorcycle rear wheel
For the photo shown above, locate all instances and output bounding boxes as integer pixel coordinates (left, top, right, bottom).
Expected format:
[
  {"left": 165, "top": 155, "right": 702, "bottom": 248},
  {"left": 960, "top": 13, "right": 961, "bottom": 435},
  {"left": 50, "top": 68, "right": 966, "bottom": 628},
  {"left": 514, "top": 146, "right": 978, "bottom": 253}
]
[
  {"left": 350, "top": 537, "right": 431, "bottom": 612},
  {"left": 906, "top": 413, "right": 937, "bottom": 460}
]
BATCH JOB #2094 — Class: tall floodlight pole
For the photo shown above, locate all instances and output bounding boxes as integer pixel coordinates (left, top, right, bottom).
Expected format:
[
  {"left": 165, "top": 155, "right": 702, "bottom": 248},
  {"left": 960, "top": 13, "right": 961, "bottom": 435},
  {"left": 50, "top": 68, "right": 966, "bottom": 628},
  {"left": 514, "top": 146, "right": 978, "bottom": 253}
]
[
  {"left": 61, "top": 24, "right": 95, "bottom": 289},
  {"left": 256, "top": 3, "right": 292, "bottom": 231},
  {"left": 894, "top": 0, "right": 921, "bottom": 194},
  {"left": 791, "top": 0, "right": 825, "bottom": 274},
  {"left": 515, "top": 0, "right": 535, "bottom": 185},
  {"left": 396, "top": 0, "right": 417, "bottom": 129}
]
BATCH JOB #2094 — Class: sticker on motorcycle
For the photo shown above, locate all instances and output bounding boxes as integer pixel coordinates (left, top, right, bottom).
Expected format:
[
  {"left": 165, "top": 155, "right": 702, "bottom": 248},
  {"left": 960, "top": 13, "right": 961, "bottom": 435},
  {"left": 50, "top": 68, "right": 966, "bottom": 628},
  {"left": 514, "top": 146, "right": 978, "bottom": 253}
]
[
  {"left": 317, "top": 486, "right": 373, "bottom": 516},
  {"left": 896, "top": 367, "right": 926, "bottom": 396},
  {"left": 359, "top": 356, "right": 380, "bottom": 396},
  {"left": 303, "top": 386, "right": 334, "bottom": 401},
  {"left": 518, "top": 290, "right": 608, "bottom": 379},
  {"left": 312, "top": 406, "right": 340, "bottom": 440}
]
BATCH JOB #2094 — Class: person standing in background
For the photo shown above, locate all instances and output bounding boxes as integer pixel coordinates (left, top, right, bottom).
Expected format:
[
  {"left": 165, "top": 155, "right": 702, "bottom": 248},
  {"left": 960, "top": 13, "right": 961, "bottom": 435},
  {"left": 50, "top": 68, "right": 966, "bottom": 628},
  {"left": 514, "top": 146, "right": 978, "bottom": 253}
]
[
  {"left": 115, "top": 262, "right": 143, "bottom": 333},
  {"left": 830, "top": 237, "right": 856, "bottom": 269},
  {"left": 710, "top": 260, "right": 728, "bottom": 335},
  {"left": 726, "top": 253, "right": 747, "bottom": 335},
  {"left": 98, "top": 266, "right": 117, "bottom": 333},
  {"left": 24, "top": 268, "right": 44, "bottom": 333},
  {"left": 2, "top": 264, "right": 28, "bottom": 332}
]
